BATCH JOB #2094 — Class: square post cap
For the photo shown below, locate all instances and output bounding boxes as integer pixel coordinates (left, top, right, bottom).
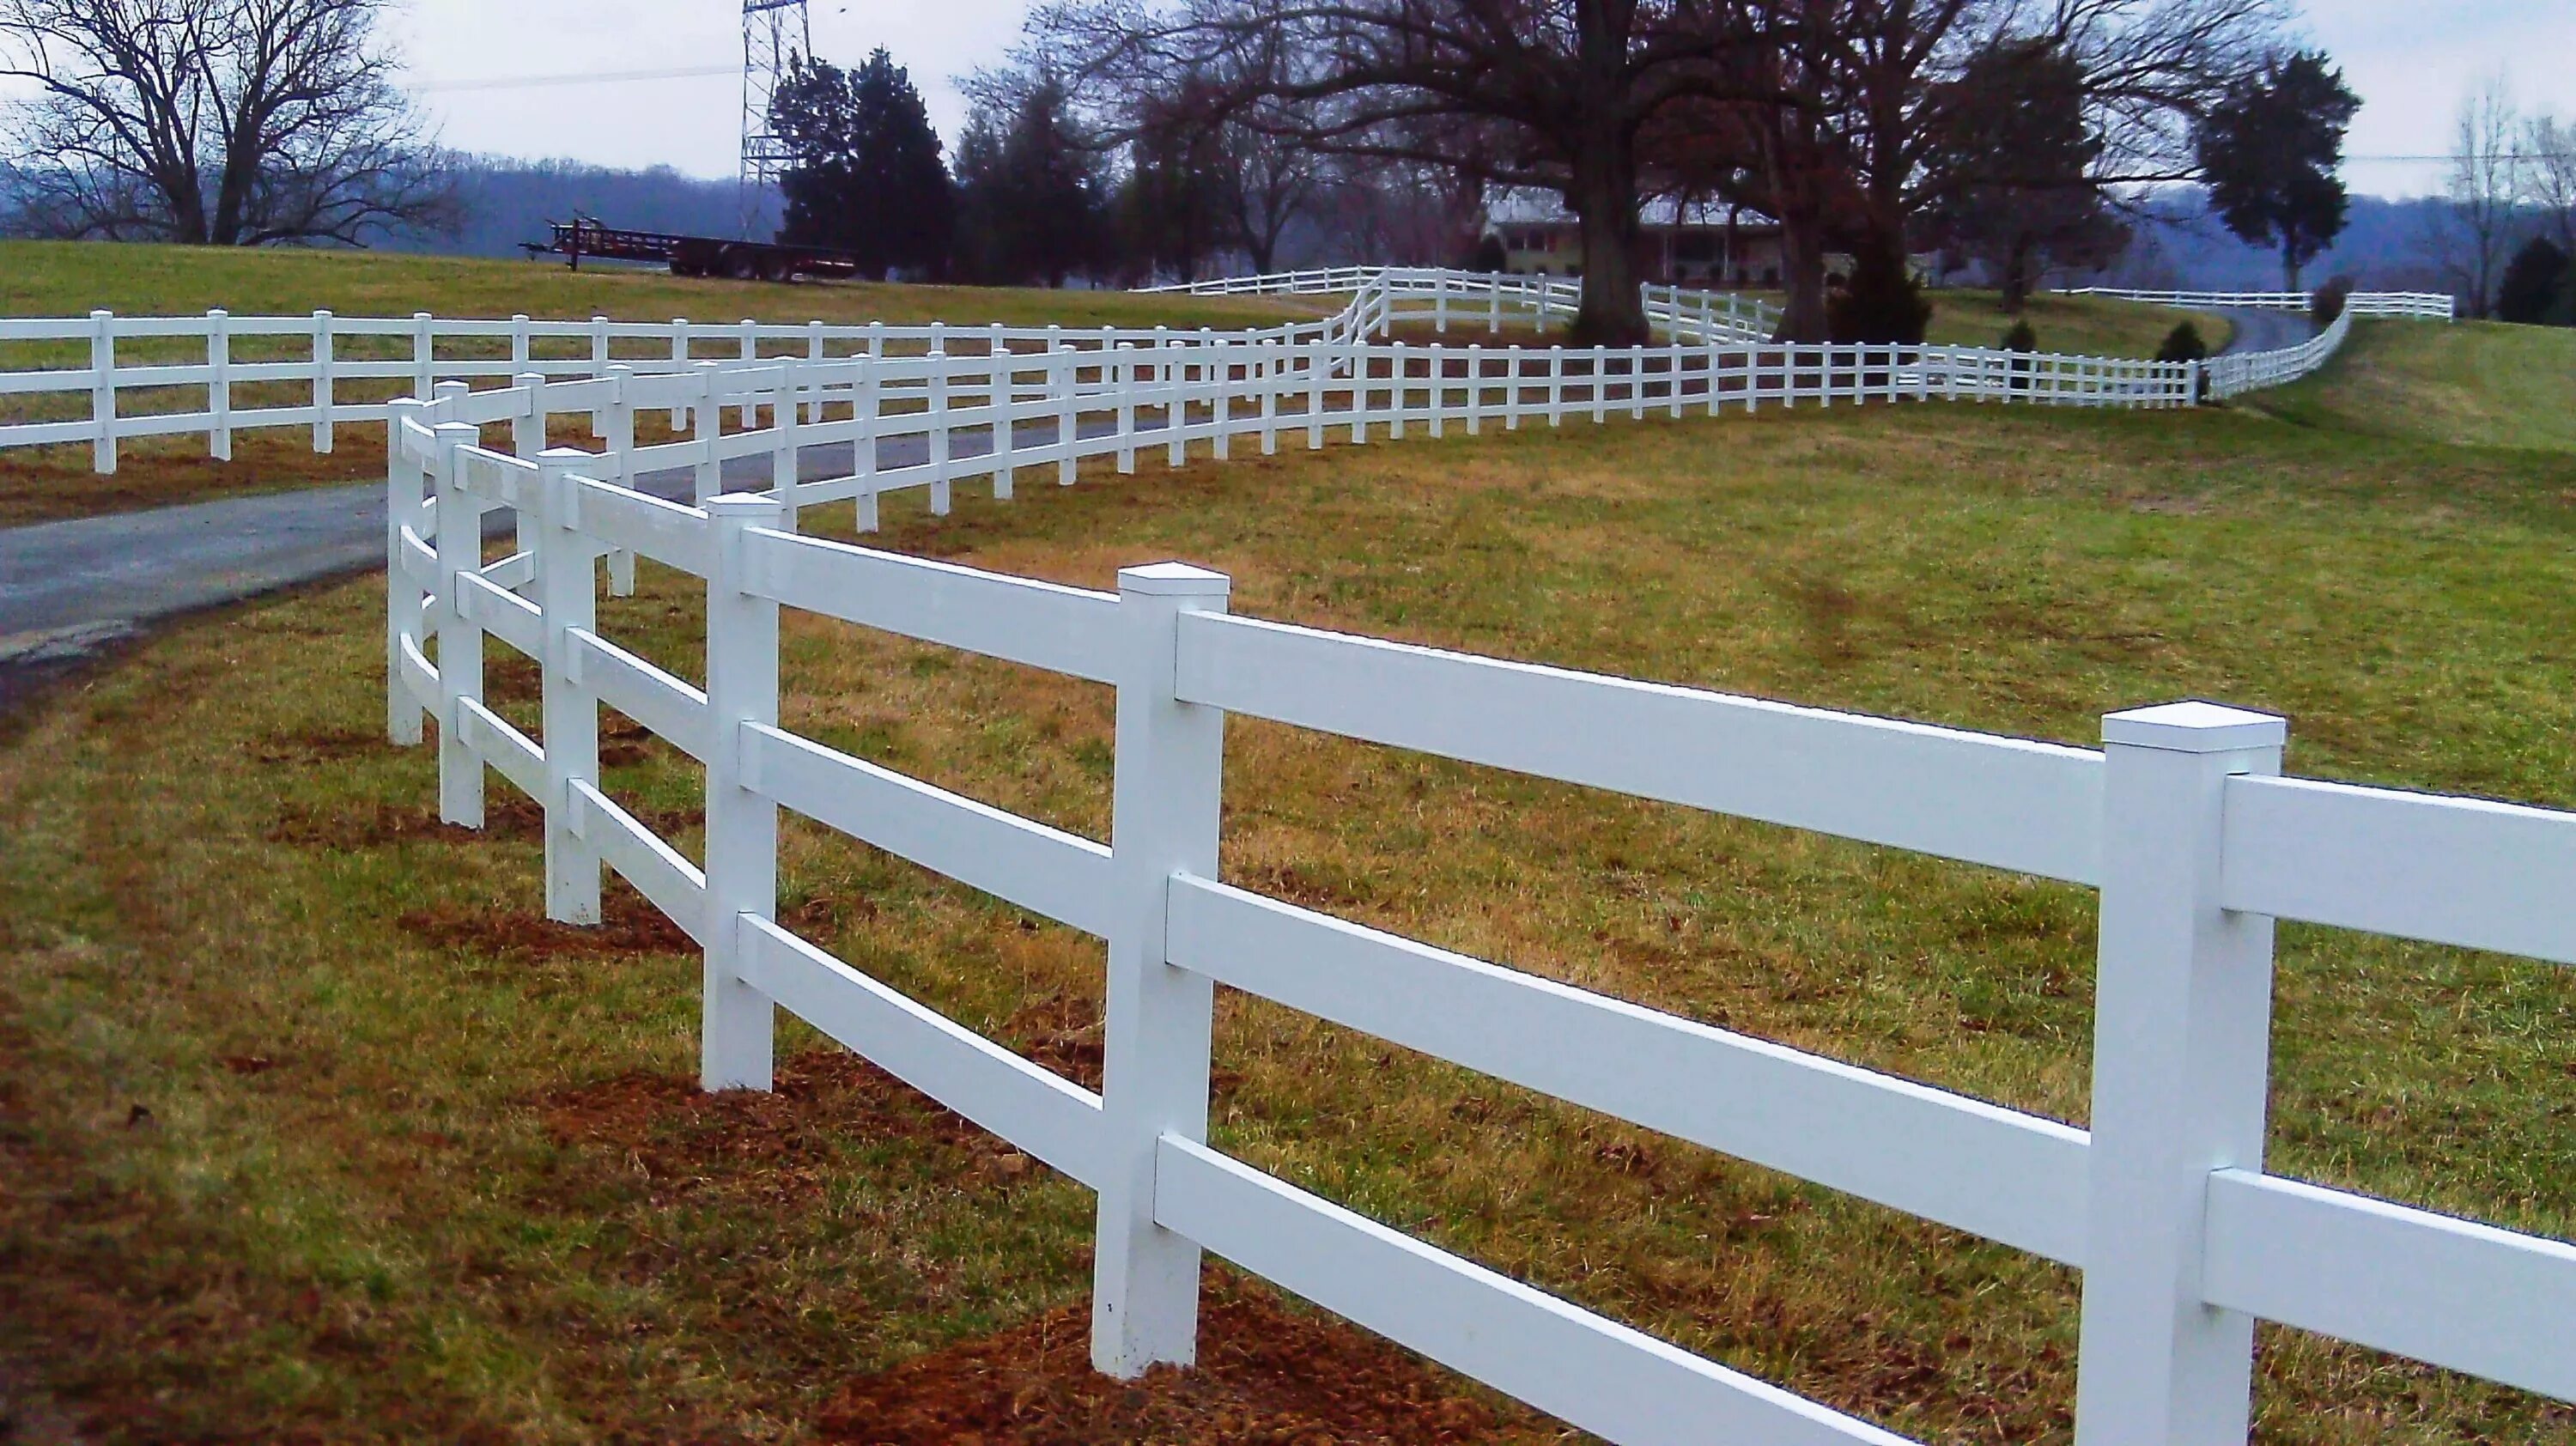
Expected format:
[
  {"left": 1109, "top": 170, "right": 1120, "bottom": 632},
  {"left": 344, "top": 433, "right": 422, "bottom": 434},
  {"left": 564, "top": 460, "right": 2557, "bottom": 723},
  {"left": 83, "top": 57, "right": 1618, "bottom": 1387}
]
[
  {"left": 1118, "top": 562, "right": 1230, "bottom": 598},
  {"left": 2102, "top": 700, "right": 2286, "bottom": 754}
]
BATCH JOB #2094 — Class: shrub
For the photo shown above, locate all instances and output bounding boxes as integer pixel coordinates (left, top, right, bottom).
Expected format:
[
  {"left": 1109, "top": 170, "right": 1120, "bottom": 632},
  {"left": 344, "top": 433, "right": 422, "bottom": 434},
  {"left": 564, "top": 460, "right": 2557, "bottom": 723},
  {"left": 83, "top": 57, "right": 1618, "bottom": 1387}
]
[
  {"left": 2001, "top": 320, "right": 2038, "bottom": 352},
  {"left": 1827, "top": 247, "right": 1933, "bottom": 344},
  {"left": 2497, "top": 237, "right": 2570, "bottom": 325},
  {"left": 1469, "top": 232, "right": 1510, "bottom": 274},
  {"left": 2312, "top": 275, "right": 2355, "bottom": 325},
  {"left": 2155, "top": 320, "right": 2210, "bottom": 363}
]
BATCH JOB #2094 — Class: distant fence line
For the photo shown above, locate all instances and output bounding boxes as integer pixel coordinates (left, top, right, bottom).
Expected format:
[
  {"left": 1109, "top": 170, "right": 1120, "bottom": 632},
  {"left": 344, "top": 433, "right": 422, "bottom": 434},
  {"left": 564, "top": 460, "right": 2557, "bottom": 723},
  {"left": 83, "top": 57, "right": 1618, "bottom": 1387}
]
[
  {"left": 0, "top": 270, "right": 2449, "bottom": 478},
  {"left": 2060, "top": 285, "right": 2459, "bottom": 320},
  {"left": 382, "top": 355, "right": 2576, "bottom": 1446}
]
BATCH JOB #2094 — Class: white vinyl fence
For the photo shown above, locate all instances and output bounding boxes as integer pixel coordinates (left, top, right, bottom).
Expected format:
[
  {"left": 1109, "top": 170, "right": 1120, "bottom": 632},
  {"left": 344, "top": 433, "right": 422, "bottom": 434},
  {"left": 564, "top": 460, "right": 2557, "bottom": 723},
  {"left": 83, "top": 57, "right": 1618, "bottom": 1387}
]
[
  {"left": 386, "top": 361, "right": 2574, "bottom": 1446},
  {"left": 2061, "top": 286, "right": 2459, "bottom": 320},
  {"left": 0, "top": 270, "right": 2457, "bottom": 481}
]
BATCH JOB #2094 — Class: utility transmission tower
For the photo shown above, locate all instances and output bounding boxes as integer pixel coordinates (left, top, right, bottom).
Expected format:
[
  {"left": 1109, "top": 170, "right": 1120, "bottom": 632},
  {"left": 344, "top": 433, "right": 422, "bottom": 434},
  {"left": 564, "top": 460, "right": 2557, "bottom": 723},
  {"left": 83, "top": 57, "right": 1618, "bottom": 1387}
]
[{"left": 739, "top": 0, "right": 811, "bottom": 238}]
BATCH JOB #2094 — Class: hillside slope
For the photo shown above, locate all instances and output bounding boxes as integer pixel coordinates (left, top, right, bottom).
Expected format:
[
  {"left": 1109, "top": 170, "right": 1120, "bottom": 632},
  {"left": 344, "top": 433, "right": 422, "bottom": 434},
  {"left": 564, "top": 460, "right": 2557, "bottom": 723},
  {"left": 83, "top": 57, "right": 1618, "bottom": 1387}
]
[{"left": 2259, "top": 319, "right": 2576, "bottom": 452}]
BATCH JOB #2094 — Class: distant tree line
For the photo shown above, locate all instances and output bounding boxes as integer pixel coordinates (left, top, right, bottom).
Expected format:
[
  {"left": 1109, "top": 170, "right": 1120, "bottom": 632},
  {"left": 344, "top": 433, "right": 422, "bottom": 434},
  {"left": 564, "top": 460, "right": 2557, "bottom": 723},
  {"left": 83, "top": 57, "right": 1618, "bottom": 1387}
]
[
  {"left": 766, "top": 47, "right": 1472, "bottom": 294},
  {"left": 2419, "top": 76, "right": 2576, "bottom": 323}
]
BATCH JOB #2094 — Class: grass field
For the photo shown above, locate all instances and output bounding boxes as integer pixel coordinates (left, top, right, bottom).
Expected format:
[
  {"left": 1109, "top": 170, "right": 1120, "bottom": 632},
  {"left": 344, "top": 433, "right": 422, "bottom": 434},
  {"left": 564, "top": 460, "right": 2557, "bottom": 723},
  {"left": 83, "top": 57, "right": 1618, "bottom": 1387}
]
[
  {"left": 0, "top": 241, "right": 1334, "bottom": 526},
  {"left": 0, "top": 244, "right": 2217, "bottom": 527},
  {"left": 4, "top": 297, "right": 2573, "bottom": 1443},
  {"left": 2257, "top": 318, "right": 2576, "bottom": 451}
]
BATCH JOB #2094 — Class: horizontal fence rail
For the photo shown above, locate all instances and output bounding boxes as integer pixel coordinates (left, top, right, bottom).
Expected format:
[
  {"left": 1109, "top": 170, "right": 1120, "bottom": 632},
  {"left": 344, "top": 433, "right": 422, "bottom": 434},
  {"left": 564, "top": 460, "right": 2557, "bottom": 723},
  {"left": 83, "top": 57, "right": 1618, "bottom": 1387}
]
[
  {"left": 2060, "top": 285, "right": 2460, "bottom": 320},
  {"left": 4, "top": 271, "right": 2451, "bottom": 475},
  {"left": 380, "top": 355, "right": 2574, "bottom": 1445}
]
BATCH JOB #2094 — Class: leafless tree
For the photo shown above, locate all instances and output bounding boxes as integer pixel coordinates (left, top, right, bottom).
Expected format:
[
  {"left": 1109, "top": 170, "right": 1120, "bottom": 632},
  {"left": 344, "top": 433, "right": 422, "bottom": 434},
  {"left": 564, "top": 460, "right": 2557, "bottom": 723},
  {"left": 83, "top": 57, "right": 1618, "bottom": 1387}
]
[
  {"left": 1024, "top": 0, "right": 1792, "bottom": 343},
  {"left": 2521, "top": 113, "right": 2576, "bottom": 256},
  {"left": 2432, "top": 74, "right": 2522, "bottom": 318},
  {"left": 0, "top": 0, "right": 458, "bottom": 246}
]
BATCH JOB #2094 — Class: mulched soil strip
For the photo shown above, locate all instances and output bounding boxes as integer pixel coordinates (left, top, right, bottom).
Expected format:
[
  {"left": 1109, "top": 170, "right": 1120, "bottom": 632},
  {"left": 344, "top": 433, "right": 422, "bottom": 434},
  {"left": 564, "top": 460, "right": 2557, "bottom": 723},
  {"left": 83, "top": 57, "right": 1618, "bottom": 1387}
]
[{"left": 815, "top": 1290, "right": 1526, "bottom": 1446}]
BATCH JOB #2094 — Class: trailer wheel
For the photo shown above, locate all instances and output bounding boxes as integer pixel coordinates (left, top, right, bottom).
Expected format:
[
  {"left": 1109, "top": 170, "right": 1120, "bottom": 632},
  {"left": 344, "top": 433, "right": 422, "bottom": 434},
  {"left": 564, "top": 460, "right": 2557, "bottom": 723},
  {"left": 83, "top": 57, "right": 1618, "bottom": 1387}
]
[
  {"left": 757, "top": 251, "right": 791, "bottom": 283},
  {"left": 716, "top": 245, "right": 757, "bottom": 281}
]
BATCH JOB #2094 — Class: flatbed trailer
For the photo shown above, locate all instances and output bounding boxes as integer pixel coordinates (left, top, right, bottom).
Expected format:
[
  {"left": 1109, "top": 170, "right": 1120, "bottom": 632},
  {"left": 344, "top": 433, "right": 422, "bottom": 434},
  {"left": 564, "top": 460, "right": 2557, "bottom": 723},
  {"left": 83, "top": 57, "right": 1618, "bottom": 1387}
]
[{"left": 520, "top": 218, "right": 861, "bottom": 283}]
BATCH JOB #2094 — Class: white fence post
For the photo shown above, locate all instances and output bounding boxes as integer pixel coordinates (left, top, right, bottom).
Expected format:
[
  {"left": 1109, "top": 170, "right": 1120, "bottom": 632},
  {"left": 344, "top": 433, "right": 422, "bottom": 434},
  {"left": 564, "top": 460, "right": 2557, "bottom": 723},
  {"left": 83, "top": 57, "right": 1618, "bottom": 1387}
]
[
  {"left": 510, "top": 313, "right": 531, "bottom": 380},
  {"left": 773, "top": 360, "right": 803, "bottom": 532},
  {"left": 692, "top": 360, "right": 721, "bottom": 504},
  {"left": 738, "top": 318, "right": 759, "bottom": 426},
  {"left": 2075, "top": 701, "right": 2287, "bottom": 1446},
  {"left": 431, "top": 419, "right": 487, "bottom": 829},
  {"left": 992, "top": 325, "right": 1016, "bottom": 500},
  {"left": 385, "top": 398, "right": 426, "bottom": 744},
  {"left": 604, "top": 364, "right": 638, "bottom": 597},
  {"left": 536, "top": 446, "right": 602, "bottom": 924},
  {"left": 855, "top": 348, "right": 881, "bottom": 532},
  {"left": 312, "top": 310, "right": 335, "bottom": 453},
  {"left": 590, "top": 316, "right": 611, "bottom": 394},
  {"left": 511, "top": 371, "right": 546, "bottom": 564},
  {"left": 1092, "top": 560, "right": 1231, "bottom": 1378},
  {"left": 806, "top": 320, "right": 827, "bottom": 422},
  {"left": 206, "top": 307, "right": 231, "bottom": 459},
  {"left": 413, "top": 312, "right": 434, "bottom": 402},
  {"left": 929, "top": 329, "right": 952, "bottom": 514},
  {"left": 1055, "top": 337, "right": 1078, "bottom": 486},
  {"left": 669, "top": 318, "right": 690, "bottom": 429},
  {"left": 702, "top": 491, "right": 782, "bottom": 1092},
  {"left": 88, "top": 310, "right": 116, "bottom": 475},
  {"left": 1115, "top": 342, "right": 1137, "bottom": 475}
]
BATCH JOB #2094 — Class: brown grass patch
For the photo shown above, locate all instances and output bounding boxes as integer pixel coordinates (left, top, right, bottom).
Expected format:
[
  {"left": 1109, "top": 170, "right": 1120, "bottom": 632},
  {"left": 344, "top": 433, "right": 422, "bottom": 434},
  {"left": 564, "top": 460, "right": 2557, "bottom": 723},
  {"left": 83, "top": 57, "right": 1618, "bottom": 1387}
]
[{"left": 814, "top": 1289, "right": 1532, "bottom": 1445}]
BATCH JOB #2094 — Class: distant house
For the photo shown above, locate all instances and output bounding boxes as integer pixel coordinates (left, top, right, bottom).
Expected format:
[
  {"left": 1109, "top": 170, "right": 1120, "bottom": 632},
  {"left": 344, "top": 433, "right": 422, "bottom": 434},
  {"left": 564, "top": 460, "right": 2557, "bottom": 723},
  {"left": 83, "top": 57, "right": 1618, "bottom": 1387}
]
[{"left": 1482, "top": 191, "right": 1830, "bottom": 289}]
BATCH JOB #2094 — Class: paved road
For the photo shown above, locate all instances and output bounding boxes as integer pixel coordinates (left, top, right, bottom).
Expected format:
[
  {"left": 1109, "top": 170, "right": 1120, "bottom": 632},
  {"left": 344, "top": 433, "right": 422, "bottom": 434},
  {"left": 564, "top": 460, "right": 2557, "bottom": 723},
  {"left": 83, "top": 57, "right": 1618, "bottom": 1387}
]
[
  {"left": 0, "top": 422, "right": 1103, "bottom": 706},
  {"left": 2213, "top": 307, "right": 2314, "bottom": 355}
]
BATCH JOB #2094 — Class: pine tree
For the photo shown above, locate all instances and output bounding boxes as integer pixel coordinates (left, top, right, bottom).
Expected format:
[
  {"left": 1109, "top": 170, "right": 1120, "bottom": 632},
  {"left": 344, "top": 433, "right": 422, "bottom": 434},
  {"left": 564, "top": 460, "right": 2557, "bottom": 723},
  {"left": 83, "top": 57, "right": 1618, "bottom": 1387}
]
[
  {"left": 769, "top": 49, "right": 953, "bottom": 280},
  {"left": 2195, "top": 52, "right": 2361, "bottom": 293}
]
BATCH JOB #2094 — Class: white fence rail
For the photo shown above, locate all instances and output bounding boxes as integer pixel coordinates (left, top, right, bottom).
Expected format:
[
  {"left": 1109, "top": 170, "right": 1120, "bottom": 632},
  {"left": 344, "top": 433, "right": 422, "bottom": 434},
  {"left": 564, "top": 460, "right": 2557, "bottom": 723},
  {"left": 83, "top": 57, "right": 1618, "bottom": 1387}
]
[
  {"left": 2061, "top": 285, "right": 2460, "bottom": 320},
  {"left": 42, "top": 268, "right": 2476, "bottom": 478},
  {"left": 384, "top": 362, "right": 2575, "bottom": 1444}
]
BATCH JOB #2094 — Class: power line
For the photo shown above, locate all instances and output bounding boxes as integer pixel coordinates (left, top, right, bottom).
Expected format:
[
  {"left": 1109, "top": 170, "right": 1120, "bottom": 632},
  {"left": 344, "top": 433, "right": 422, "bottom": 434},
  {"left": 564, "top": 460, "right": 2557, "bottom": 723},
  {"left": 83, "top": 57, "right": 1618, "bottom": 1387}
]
[{"left": 412, "top": 65, "right": 738, "bottom": 94}]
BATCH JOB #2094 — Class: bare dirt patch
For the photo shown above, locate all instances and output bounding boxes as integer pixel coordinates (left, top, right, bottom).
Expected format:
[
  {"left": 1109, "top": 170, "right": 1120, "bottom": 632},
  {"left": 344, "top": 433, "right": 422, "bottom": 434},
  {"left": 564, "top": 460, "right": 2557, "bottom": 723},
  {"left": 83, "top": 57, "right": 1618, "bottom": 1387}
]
[
  {"left": 1002, "top": 994, "right": 1105, "bottom": 1093},
  {"left": 813, "top": 1288, "right": 1530, "bottom": 1445},
  {"left": 397, "top": 889, "right": 694, "bottom": 962},
  {"left": 267, "top": 794, "right": 701, "bottom": 851},
  {"left": 248, "top": 726, "right": 392, "bottom": 766},
  {"left": 533, "top": 1048, "right": 1039, "bottom": 1206}
]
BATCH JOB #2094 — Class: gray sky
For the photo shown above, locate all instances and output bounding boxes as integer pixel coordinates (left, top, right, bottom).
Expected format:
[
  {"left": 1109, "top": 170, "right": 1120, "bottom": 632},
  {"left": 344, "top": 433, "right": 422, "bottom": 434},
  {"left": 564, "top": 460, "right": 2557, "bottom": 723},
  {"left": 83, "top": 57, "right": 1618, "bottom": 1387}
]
[{"left": 13, "top": 1, "right": 2573, "bottom": 197}]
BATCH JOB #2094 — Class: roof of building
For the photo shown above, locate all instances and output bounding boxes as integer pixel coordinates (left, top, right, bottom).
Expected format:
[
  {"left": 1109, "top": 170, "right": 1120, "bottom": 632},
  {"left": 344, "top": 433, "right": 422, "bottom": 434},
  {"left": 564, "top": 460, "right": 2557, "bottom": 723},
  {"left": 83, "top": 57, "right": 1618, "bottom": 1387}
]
[{"left": 1483, "top": 187, "right": 1781, "bottom": 230}]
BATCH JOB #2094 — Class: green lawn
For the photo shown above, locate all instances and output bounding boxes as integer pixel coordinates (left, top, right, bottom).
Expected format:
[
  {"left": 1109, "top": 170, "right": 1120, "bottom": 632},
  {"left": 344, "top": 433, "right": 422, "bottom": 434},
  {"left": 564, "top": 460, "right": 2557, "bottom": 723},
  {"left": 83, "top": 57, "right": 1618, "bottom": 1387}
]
[
  {"left": 4, "top": 310, "right": 2572, "bottom": 1443},
  {"left": 0, "top": 240, "right": 1334, "bottom": 526},
  {"left": 2256, "top": 319, "right": 2576, "bottom": 452}
]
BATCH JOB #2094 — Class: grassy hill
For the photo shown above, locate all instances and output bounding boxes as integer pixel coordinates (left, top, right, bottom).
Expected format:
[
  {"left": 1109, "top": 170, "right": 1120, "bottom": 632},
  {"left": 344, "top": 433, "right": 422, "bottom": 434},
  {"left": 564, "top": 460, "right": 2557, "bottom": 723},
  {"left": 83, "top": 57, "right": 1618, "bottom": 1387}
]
[
  {"left": 2257, "top": 319, "right": 2576, "bottom": 452},
  {"left": 3, "top": 279, "right": 2570, "bottom": 1443}
]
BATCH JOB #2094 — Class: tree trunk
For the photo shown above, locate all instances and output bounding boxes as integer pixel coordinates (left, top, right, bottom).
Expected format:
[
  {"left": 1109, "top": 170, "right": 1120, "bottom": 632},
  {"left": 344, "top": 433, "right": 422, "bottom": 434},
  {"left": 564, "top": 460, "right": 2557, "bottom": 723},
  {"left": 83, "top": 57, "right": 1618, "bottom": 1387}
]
[
  {"left": 1566, "top": 134, "right": 1649, "bottom": 346},
  {"left": 2283, "top": 253, "right": 2303, "bottom": 294},
  {"left": 2001, "top": 235, "right": 2033, "bottom": 313},
  {"left": 1774, "top": 216, "right": 1830, "bottom": 342}
]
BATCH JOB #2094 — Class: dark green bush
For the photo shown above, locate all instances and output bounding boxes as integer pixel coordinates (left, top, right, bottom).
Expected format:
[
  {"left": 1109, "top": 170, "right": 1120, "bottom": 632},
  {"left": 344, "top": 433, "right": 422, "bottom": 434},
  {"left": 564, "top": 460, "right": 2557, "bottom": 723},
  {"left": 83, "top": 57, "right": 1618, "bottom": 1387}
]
[
  {"left": 2312, "top": 276, "right": 2355, "bottom": 325},
  {"left": 2002, "top": 320, "right": 2038, "bottom": 352},
  {"left": 2498, "top": 238, "right": 2570, "bottom": 325},
  {"left": 2155, "top": 320, "right": 2210, "bottom": 363},
  {"left": 1827, "top": 248, "right": 1934, "bottom": 344}
]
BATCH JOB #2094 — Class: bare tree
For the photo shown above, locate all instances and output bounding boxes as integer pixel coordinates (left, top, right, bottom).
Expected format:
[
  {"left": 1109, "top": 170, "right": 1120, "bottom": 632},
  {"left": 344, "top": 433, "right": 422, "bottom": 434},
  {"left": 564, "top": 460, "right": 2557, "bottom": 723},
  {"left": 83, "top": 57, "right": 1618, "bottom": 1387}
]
[
  {"left": 0, "top": 0, "right": 456, "bottom": 246},
  {"left": 2434, "top": 74, "right": 2523, "bottom": 318},
  {"left": 2522, "top": 112, "right": 2576, "bottom": 256},
  {"left": 1024, "top": 0, "right": 1789, "bottom": 343}
]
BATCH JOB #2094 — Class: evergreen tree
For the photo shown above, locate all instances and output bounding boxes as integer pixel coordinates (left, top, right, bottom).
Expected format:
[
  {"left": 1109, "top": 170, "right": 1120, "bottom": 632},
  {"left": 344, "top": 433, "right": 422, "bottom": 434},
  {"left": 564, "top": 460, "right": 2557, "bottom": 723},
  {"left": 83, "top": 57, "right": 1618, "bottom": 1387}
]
[
  {"left": 769, "top": 49, "right": 953, "bottom": 279},
  {"left": 1921, "top": 39, "right": 2128, "bottom": 315},
  {"left": 952, "top": 80, "right": 1107, "bottom": 286},
  {"left": 2196, "top": 52, "right": 2361, "bottom": 293},
  {"left": 2496, "top": 237, "right": 2570, "bottom": 325}
]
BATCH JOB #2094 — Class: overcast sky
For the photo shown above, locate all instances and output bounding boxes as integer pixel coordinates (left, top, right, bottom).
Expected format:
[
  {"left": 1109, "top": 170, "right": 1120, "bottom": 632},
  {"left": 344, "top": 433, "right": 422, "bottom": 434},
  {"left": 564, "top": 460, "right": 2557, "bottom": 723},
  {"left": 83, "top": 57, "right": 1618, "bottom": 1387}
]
[{"left": 19, "top": 0, "right": 2575, "bottom": 197}]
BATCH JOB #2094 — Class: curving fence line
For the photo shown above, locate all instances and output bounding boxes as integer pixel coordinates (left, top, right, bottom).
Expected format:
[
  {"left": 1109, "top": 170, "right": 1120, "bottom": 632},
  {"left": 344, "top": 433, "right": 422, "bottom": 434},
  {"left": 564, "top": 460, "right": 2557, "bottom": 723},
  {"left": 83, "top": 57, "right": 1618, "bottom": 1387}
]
[
  {"left": 3, "top": 269, "right": 2451, "bottom": 482},
  {"left": 2062, "top": 285, "right": 2458, "bottom": 320},
  {"left": 385, "top": 357, "right": 2576, "bottom": 1445}
]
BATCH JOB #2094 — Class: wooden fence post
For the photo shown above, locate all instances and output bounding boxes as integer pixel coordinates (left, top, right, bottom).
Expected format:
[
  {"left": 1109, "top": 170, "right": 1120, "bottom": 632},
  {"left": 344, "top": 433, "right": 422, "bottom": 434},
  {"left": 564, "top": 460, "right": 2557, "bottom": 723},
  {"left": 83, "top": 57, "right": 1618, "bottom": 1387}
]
[
  {"left": 386, "top": 398, "right": 426, "bottom": 744},
  {"left": 2075, "top": 701, "right": 2286, "bottom": 1446},
  {"left": 536, "top": 447, "right": 602, "bottom": 924},
  {"left": 312, "top": 310, "right": 335, "bottom": 453},
  {"left": 431, "top": 419, "right": 487, "bottom": 829},
  {"left": 89, "top": 310, "right": 116, "bottom": 475},
  {"left": 702, "top": 491, "right": 783, "bottom": 1092},
  {"left": 1092, "top": 561, "right": 1231, "bottom": 1378}
]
